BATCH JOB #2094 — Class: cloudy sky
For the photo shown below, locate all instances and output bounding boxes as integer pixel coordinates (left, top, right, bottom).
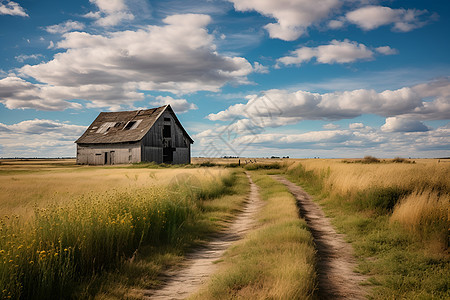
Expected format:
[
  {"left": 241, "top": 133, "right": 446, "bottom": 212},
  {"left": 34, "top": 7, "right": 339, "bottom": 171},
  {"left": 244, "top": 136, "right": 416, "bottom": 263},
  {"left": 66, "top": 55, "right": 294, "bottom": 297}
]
[{"left": 0, "top": 0, "right": 449, "bottom": 158}]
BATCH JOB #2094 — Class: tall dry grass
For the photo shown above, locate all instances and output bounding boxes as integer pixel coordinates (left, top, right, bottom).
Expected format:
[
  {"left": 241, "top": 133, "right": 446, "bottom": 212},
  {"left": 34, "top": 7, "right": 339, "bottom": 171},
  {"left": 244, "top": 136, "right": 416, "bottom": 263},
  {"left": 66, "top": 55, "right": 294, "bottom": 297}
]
[
  {"left": 391, "top": 190, "right": 449, "bottom": 242},
  {"left": 285, "top": 159, "right": 449, "bottom": 298},
  {"left": 0, "top": 165, "right": 226, "bottom": 217},
  {"left": 286, "top": 159, "right": 449, "bottom": 243},
  {"left": 287, "top": 159, "right": 449, "bottom": 195},
  {"left": 0, "top": 164, "right": 233, "bottom": 299}
]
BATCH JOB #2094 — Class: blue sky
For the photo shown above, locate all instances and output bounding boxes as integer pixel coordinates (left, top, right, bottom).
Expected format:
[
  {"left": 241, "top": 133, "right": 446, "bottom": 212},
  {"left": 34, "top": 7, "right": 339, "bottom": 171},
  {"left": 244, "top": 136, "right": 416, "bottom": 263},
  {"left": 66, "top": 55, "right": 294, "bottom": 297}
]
[{"left": 0, "top": 0, "right": 449, "bottom": 158}]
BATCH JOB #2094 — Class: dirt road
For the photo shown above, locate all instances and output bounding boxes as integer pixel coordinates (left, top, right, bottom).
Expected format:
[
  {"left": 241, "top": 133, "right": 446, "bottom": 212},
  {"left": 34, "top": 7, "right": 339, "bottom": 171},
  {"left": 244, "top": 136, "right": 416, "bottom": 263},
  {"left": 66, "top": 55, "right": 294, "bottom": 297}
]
[
  {"left": 143, "top": 172, "right": 264, "bottom": 300},
  {"left": 272, "top": 175, "right": 368, "bottom": 299}
]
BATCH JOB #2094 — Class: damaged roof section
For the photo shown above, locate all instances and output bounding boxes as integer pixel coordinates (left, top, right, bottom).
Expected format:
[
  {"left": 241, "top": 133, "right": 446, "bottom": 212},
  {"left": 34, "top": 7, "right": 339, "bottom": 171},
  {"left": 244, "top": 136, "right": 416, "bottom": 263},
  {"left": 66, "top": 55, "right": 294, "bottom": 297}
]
[{"left": 75, "top": 105, "right": 193, "bottom": 144}]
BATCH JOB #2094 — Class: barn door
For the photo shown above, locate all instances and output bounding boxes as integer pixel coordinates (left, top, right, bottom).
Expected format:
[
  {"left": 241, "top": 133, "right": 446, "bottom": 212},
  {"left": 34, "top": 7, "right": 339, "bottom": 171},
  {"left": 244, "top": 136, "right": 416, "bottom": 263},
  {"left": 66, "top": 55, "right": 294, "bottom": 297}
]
[
  {"left": 163, "top": 147, "right": 174, "bottom": 163},
  {"left": 110, "top": 151, "right": 115, "bottom": 165}
]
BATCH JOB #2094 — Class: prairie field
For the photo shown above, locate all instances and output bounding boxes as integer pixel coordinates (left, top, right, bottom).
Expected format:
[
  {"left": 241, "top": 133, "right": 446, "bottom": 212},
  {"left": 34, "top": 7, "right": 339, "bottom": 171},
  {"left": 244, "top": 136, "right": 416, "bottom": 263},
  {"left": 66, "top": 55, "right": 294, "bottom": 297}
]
[
  {"left": 0, "top": 160, "right": 236, "bottom": 299},
  {"left": 0, "top": 158, "right": 448, "bottom": 299},
  {"left": 0, "top": 159, "right": 227, "bottom": 217}
]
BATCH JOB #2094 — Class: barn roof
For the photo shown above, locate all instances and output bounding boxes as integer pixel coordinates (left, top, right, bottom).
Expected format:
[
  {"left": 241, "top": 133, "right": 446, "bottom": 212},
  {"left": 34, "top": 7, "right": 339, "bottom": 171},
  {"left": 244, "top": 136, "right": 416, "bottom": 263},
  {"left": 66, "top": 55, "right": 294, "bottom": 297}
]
[{"left": 75, "top": 105, "right": 194, "bottom": 144}]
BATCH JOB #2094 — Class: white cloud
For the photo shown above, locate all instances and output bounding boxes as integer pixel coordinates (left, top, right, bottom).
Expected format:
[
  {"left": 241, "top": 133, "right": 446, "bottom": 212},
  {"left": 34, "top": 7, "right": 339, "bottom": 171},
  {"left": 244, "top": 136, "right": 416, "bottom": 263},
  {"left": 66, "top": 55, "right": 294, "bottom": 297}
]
[
  {"left": 0, "top": 119, "right": 86, "bottom": 158},
  {"left": 279, "top": 40, "right": 370, "bottom": 66},
  {"left": 85, "top": 0, "right": 134, "bottom": 27},
  {"left": 15, "top": 54, "right": 44, "bottom": 63},
  {"left": 346, "top": 5, "right": 431, "bottom": 32},
  {"left": 375, "top": 46, "right": 398, "bottom": 55},
  {"left": 0, "top": 1, "right": 28, "bottom": 17},
  {"left": 328, "top": 19, "right": 344, "bottom": 29},
  {"left": 45, "top": 20, "right": 85, "bottom": 34},
  {"left": 277, "top": 40, "right": 386, "bottom": 66},
  {"left": 381, "top": 117, "right": 430, "bottom": 132},
  {"left": 207, "top": 78, "right": 450, "bottom": 128},
  {"left": 0, "top": 14, "right": 254, "bottom": 110},
  {"left": 149, "top": 96, "right": 198, "bottom": 114},
  {"left": 229, "top": 0, "right": 340, "bottom": 41},
  {"left": 349, "top": 123, "right": 364, "bottom": 129},
  {"left": 253, "top": 62, "right": 269, "bottom": 74},
  {"left": 323, "top": 123, "right": 339, "bottom": 130}
]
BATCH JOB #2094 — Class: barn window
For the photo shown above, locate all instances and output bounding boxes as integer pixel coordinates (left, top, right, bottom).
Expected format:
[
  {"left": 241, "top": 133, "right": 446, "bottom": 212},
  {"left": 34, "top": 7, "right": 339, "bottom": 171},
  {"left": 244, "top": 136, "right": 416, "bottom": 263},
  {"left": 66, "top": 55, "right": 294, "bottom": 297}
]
[
  {"left": 163, "top": 125, "right": 171, "bottom": 138},
  {"left": 164, "top": 117, "right": 170, "bottom": 122}
]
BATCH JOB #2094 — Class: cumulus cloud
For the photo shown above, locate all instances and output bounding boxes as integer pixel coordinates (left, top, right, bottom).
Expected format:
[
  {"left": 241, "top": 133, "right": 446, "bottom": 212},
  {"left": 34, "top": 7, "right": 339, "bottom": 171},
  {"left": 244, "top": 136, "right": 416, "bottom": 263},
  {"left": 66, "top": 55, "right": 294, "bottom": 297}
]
[
  {"left": 277, "top": 40, "right": 376, "bottom": 66},
  {"left": 0, "top": 1, "right": 28, "bottom": 17},
  {"left": 207, "top": 78, "right": 450, "bottom": 128},
  {"left": 0, "top": 14, "right": 254, "bottom": 110},
  {"left": 229, "top": 0, "right": 340, "bottom": 41},
  {"left": 45, "top": 20, "right": 85, "bottom": 34},
  {"left": 253, "top": 62, "right": 269, "bottom": 74},
  {"left": 349, "top": 123, "right": 364, "bottom": 129},
  {"left": 346, "top": 5, "right": 433, "bottom": 32},
  {"left": 0, "top": 119, "right": 86, "bottom": 158},
  {"left": 150, "top": 95, "right": 198, "bottom": 114},
  {"left": 381, "top": 117, "right": 430, "bottom": 132},
  {"left": 84, "top": 0, "right": 134, "bottom": 27}
]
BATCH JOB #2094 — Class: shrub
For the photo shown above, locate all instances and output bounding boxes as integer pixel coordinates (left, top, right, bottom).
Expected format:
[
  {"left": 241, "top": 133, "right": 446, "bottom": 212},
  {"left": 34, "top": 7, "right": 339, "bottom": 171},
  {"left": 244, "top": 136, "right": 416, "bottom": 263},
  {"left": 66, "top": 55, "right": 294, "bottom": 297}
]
[{"left": 363, "top": 156, "right": 380, "bottom": 164}]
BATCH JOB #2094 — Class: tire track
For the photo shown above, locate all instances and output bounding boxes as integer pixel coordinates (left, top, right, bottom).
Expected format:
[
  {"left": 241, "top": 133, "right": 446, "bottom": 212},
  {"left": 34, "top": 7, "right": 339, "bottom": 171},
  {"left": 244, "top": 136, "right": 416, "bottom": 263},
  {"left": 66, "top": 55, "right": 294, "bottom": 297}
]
[
  {"left": 272, "top": 175, "right": 368, "bottom": 300},
  {"left": 142, "top": 172, "right": 264, "bottom": 300}
]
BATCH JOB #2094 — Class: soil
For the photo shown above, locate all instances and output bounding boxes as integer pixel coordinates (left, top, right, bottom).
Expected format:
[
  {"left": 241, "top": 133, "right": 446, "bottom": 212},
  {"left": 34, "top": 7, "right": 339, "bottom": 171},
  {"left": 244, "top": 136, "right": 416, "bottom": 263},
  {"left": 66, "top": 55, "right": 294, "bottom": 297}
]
[
  {"left": 142, "top": 172, "right": 264, "bottom": 299},
  {"left": 272, "top": 175, "right": 368, "bottom": 300}
]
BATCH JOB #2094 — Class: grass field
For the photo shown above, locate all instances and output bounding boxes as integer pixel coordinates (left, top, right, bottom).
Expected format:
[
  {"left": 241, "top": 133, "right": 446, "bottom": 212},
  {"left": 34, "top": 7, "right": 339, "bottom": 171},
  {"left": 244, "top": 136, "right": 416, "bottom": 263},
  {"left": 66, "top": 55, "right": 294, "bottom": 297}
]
[
  {"left": 1, "top": 158, "right": 448, "bottom": 299},
  {"left": 285, "top": 158, "right": 449, "bottom": 299},
  {"left": 0, "top": 160, "right": 239, "bottom": 299}
]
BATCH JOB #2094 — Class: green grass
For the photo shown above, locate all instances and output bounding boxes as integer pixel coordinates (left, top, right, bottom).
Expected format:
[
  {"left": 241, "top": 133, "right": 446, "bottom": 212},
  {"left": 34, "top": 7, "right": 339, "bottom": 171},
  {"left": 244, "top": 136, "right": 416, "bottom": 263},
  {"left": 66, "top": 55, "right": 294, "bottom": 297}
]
[
  {"left": 0, "top": 170, "right": 244, "bottom": 300},
  {"left": 285, "top": 163, "right": 449, "bottom": 299},
  {"left": 190, "top": 172, "right": 317, "bottom": 300}
]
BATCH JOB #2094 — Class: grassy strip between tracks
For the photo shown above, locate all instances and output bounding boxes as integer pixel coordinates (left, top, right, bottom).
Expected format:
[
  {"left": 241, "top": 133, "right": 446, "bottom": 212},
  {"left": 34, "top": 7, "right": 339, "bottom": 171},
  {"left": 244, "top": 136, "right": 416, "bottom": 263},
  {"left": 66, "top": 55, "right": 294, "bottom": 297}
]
[{"left": 190, "top": 171, "right": 317, "bottom": 300}]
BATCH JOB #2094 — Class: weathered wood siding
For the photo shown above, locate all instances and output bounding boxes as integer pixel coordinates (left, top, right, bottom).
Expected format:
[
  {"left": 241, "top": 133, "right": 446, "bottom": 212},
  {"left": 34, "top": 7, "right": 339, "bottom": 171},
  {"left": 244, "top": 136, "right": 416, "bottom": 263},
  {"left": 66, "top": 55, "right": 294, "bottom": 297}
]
[
  {"left": 76, "top": 143, "right": 141, "bottom": 165},
  {"left": 141, "top": 110, "right": 191, "bottom": 164}
]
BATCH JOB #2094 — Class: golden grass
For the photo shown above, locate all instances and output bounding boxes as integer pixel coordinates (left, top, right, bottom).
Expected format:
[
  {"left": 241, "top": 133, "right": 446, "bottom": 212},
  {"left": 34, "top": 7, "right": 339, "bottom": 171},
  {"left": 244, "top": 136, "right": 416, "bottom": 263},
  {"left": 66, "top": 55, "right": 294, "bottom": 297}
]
[
  {"left": 287, "top": 159, "right": 450, "bottom": 195},
  {"left": 391, "top": 190, "right": 449, "bottom": 242},
  {"left": 0, "top": 162, "right": 227, "bottom": 217},
  {"left": 284, "top": 159, "right": 449, "bottom": 298},
  {"left": 0, "top": 160, "right": 235, "bottom": 299}
]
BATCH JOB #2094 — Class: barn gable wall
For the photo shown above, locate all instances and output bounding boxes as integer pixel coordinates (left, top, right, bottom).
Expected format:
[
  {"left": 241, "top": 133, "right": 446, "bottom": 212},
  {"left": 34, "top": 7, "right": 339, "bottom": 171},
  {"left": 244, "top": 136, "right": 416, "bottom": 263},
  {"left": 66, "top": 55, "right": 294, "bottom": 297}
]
[{"left": 141, "top": 110, "right": 191, "bottom": 164}]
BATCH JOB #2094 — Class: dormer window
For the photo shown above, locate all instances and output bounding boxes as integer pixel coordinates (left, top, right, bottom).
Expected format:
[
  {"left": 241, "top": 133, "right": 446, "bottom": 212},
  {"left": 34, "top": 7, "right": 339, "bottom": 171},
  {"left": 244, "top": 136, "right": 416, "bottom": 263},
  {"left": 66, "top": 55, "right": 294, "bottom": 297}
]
[
  {"left": 123, "top": 119, "right": 142, "bottom": 130},
  {"left": 96, "top": 122, "right": 116, "bottom": 133},
  {"left": 124, "top": 121, "right": 136, "bottom": 130}
]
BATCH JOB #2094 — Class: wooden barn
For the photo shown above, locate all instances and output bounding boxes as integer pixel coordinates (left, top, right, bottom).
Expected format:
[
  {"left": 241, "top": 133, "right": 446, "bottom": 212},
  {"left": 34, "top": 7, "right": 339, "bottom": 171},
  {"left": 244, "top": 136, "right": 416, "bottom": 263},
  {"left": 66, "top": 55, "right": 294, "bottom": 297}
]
[{"left": 75, "top": 105, "right": 193, "bottom": 165}]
